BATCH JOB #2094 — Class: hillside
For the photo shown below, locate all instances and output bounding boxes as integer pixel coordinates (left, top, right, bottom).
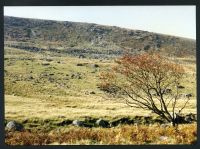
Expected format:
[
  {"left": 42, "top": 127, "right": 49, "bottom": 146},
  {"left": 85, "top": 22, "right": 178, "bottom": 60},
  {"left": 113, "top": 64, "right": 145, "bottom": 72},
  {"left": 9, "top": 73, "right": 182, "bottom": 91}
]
[{"left": 4, "top": 16, "right": 196, "bottom": 58}]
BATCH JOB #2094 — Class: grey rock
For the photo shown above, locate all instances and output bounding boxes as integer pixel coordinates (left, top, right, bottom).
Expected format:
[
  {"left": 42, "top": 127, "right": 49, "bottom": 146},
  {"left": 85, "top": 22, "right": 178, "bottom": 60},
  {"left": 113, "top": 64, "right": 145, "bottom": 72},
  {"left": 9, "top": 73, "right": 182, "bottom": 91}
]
[
  {"left": 46, "top": 59, "right": 53, "bottom": 62},
  {"left": 79, "top": 54, "right": 86, "bottom": 58},
  {"left": 184, "top": 116, "right": 192, "bottom": 123},
  {"left": 185, "top": 113, "right": 196, "bottom": 122},
  {"left": 42, "top": 63, "right": 50, "bottom": 66},
  {"left": 72, "top": 120, "right": 84, "bottom": 127},
  {"left": 174, "top": 113, "right": 185, "bottom": 124},
  {"left": 160, "top": 136, "right": 168, "bottom": 141},
  {"left": 177, "top": 85, "right": 185, "bottom": 89},
  {"left": 165, "top": 88, "right": 172, "bottom": 93},
  {"left": 71, "top": 73, "right": 82, "bottom": 79},
  {"left": 77, "top": 63, "right": 84, "bottom": 66},
  {"left": 6, "top": 121, "right": 23, "bottom": 131},
  {"left": 91, "top": 64, "right": 99, "bottom": 68},
  {"left": 144, "top": 45, "right": 150, "bottom": 51},
  {"left": 161, "top": 88, "right": 172, "bottom": 94},
  {"left": 90, "top": 91, "right": 96, "bottom": 94},
  {"left": 96, "top": 119, "right": 109, "bottom": 128},
  {"left": 185, "top": 93, "right": 192, "bottom": 98},
  {"left": 28, "top": 76, "right": 34, "bottom": 80},
  {"left": 160, "top": 123, "right": 171, "bottom": 128}
]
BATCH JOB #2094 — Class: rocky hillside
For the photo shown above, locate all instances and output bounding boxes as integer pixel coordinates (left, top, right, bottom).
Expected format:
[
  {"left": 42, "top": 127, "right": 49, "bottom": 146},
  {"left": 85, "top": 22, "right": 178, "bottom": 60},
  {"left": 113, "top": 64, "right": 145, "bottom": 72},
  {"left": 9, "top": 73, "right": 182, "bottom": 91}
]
[{"left": 4, "top": 16, "right": 196, "bottom": 58}]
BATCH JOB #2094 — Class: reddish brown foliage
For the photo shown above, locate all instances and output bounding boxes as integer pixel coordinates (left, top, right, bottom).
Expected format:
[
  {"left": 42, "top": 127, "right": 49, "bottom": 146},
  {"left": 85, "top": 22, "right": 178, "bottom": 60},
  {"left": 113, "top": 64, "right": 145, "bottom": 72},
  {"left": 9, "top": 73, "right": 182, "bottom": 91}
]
[{"left": 99, "top": 53, "right": 187, "bottom": 126}]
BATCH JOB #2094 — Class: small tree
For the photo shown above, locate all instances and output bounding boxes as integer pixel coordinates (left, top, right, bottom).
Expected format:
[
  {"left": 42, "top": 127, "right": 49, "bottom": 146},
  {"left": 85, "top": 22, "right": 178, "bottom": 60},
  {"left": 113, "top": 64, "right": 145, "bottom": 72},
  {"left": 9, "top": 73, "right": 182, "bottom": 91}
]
[{"left": 99, "top": 53, "right": 190, "bottom": 126}]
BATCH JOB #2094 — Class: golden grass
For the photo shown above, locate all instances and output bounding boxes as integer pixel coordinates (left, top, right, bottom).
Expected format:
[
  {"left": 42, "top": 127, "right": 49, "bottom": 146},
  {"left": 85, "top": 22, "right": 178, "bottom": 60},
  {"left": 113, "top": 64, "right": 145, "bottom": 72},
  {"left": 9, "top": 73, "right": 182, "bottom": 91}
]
[
  {"left": 5, "top": 92, "right": 196, "bottom": 122},
  {"left": 5, "top": 49, "right": 197, "bottom": 121},
  {"left": 5, "top": 95, "right": 150, "bottom": 121}
]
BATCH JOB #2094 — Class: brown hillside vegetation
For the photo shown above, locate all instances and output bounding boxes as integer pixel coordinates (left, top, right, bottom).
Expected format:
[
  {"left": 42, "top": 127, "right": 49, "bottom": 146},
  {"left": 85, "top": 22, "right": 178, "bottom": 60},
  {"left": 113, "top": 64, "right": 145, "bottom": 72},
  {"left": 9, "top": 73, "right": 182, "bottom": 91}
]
[{"left": 6, "top": 124, "right": 197, "bottom": 145}]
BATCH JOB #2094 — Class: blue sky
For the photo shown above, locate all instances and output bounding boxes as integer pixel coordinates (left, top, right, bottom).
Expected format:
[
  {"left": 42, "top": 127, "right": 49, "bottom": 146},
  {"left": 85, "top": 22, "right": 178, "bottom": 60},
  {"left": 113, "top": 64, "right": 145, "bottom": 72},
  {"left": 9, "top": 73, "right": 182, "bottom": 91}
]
[{"left": 4, "top": 6, "right": 196, "bottom": 39}]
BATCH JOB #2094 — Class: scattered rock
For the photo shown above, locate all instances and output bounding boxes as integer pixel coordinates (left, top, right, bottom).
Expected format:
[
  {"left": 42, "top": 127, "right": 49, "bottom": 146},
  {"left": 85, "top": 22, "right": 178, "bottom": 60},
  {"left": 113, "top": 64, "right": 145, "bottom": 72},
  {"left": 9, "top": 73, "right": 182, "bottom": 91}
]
[
  {"left": 160, "top": 123, "right": 171, "bottom": 128},
  {"left": 48, "top": 77, "right": 54, "bottom": 82},
  {"left": 72, "top": 120, "right": 84, "bottom": 127},
  {"left": 174, "top": 113, "right": 186, "bottom": 124},
  {"left": 71, "top": 72, "right": 82, "bottom": 79},
  {"left": 46, "top": 59, "right": 53, "bottom": 62},
  {"left": 90, "top": 91, "right": 96, "bottom": 94},
  {"left": 110, "top": 117, "right": 134, "bottom": 127},
  {"left": 160, "top": 88, "right": 172, "bottom": 94},
  {"left": 144, "top": 45, "right": 150, "bottom": 51},
  {"left": 184, "top": 115, "right": 193, "bottom": 123},
  {"left": 184, "top": 113, "right": 196, "bottom": 123},
  {"left": 85, "top": 91, "right": 89, "bottom": 95},
  {"left": 95, "top": 119, "right": 109, "bottom": 128},
  {"left": 94, "top": 64, "right": 99, "bottom": 68},
  {"left": 160, "top": 136, "right": 168, "bottom": 141},
  {"left": 91, "top": 64, "right": 99, "bottom": 68},
  {"left": 165, "top": 88, "right": 172, "bottom": 93},
  {"left": 28, "top": 76, "right": 34, "bottom": 80},
  {"left": 79, "top": 55, "right": 86, "bottom": 58},
  {"left": 57, "top": 115, "right": 65, "bottom": 118},
  {"left": 185, "top": 93, "right": 192, "bottom": 98},
  {"left": 6, "top": 121, "right": 24, "bottom": 131},
  {"left": 77, "top": 63, "right": 84, "bottom": 66},
  {"left": 42, "top": 63, "right": 50, "bottom": 66},
  {"left": 177, "top": 85, "right": 185, "bottom": 89},
  {"left": 57, "top": 120, "right": 72, "bottom": 126}
]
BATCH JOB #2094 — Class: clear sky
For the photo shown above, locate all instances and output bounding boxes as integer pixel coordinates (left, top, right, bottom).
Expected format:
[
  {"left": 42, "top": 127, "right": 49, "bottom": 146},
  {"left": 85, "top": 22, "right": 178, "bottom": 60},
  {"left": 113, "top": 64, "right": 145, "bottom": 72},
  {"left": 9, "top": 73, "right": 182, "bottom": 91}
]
[{"left": 4, "top": 6, "right": 196, "bottom": 39}]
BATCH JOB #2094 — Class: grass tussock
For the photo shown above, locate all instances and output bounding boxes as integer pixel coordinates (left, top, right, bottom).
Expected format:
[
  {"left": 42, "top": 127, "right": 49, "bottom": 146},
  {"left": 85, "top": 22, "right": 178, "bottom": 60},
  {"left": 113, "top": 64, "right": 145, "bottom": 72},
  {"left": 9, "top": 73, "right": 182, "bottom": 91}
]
[{"left": 5, "top": 123, "right": 197, "bottom": 145}]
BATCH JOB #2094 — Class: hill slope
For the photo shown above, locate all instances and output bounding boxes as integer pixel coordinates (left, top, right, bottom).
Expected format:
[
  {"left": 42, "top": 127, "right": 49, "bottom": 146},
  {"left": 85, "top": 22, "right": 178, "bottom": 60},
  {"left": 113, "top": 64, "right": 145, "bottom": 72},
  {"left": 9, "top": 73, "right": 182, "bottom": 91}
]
[{"left": 4, "top": 16, "right": 196, "bottom": 57}]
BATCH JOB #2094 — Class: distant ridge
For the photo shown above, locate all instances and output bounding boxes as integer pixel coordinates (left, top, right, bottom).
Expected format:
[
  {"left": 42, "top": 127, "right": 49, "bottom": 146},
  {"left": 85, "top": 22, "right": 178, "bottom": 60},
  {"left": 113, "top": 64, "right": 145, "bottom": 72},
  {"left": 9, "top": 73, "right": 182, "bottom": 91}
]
[{"left": 4, "top": 16, "right": 196, "bottom": 57}]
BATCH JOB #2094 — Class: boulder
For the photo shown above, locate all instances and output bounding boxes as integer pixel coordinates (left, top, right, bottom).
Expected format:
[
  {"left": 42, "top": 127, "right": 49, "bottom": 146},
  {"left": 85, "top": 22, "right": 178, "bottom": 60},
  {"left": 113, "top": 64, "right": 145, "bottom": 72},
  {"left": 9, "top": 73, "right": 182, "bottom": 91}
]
[
  {"left": 71, "top": 73, "right": 82, "bottom": 79},
  {"left": 28, "top": 76, "right": 34, "bottom": 80},
  {"left": 91, "top": 64, "right": 99, "bottom": 68},
  {"left": 96, "top": 119, "right": 109, "bottom": 128},
  {"left": 90, "top": 91, "right": 96, "bottom": 94},
  {"left": 144, "top": 45, "right": 150, "bottom": 51},
  {"left": 177, "top": 85, "right": 185, "bottom": 89},
  {"left": 77, "top": 63, "right": 84, "bottom": 66},
  {"left": 165, "top": 88, "right": 172, "bottom": 93},
  {"left": 174, "top": 114, "right": 186, "bottom": 124},
  {"left": 6, "top": 121, "right": 24, "bottom": 131},
  {"left": 42, "top": 63, "right": 50, "bottom": 66},
  {"left": 185, "top": 93, "right": 192, "bottom": 98},
  {"left": 57, "top": 120, "right": 72, "bottom": 126},
  {"left": 185, "top": 113, "right": 196, "bottom": 122},
  {"left": 79, "top": 55, "right": 86, "bottom": 59},
  {"left": 72, "top": 120, "right": 84, "bottom": 127},
  {"left": 160, "top": 136, "right": 168, "bottom": 141},
  {"left": 160, "top": 123, "right": 171, "bottom": 128},
  {"left": 184, "top": 115, "right": 193, "bottom": 123}
]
